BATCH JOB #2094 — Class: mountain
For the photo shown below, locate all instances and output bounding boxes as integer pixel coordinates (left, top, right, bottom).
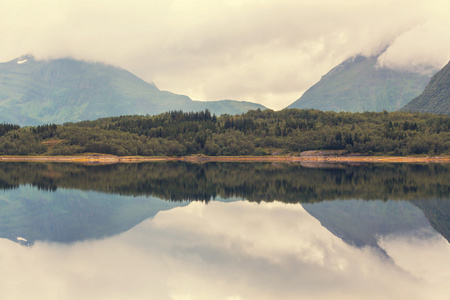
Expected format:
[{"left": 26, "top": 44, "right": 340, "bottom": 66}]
[
  {"left": 401, "top": 61, "right": 450, "bottom": 115},
  {"left": 0, "top": 55, "right": 266, "bottom": 125},
  {"left": 287, "top": 55, "right": 432, "bottom": 112}
]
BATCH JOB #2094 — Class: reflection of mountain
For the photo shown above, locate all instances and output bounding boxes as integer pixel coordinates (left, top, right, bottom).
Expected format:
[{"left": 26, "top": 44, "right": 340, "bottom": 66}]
[
  {"left": 0, "top": 162, "right": 448, "bottom": 245},
  {"left": 302, "top": 200, "right": 441, "bottom": 251},
  {"left": 411, "top": 199, "right": 450, "bottom": 243},
  {"left": 0, "top": 186, "right": 188, "bottom": 245}
]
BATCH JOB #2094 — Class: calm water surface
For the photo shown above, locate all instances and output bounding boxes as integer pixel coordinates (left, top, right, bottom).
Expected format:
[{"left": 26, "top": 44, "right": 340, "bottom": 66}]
[{"left": 0, "top": 162, "right": 449, "bottom": 299}]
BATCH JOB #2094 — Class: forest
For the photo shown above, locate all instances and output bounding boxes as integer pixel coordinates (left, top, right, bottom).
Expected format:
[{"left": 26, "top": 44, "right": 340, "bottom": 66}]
[{"left": 0, "top": 108, "right": 449, "bottom": 156}]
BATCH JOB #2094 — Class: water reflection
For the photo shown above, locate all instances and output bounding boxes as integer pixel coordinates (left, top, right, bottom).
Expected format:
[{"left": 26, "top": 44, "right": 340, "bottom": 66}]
[
  {"left": 0, "top": 162, "right": 449, "bottom": 201},
  {"left": 1, "top": 201, "right": 449, "bottom": 300},
  {"left": 0, "top": 162, "right": 449, "bottom": 299},
  {"left": 2, "top": 162, "right": 449, "bottom": 244},
  {"left": 302, "top": 200, "right": 435, "bottom": 250},
  {"left": 0, "top": 185, "right": 188, "bottom": 245}
]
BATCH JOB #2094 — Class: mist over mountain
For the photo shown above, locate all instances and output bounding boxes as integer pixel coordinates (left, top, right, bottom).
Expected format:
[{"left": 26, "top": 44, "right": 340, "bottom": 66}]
[
  {"left": 287, "top": 54, "right": 433, "bottom": 112},
  {"left": 401, "top": 61, "right": 450, "bottom": 115},
  {"left": 0, "top": 56, "right": 266, "bottom": 125}
]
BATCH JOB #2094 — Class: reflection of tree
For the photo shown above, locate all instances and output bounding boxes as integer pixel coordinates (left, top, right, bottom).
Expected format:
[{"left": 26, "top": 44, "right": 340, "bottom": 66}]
[{"left": 0, "top": 162, "right": 448, "bottom": 202}]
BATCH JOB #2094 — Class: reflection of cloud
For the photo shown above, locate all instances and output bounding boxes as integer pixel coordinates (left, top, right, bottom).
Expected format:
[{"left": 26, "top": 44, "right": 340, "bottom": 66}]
[
  {"left": 379, "top": 228, "right": 450, "bottom": 286},
  {"left": 0, "top": 201, "right": 448, "bottom": 299}
]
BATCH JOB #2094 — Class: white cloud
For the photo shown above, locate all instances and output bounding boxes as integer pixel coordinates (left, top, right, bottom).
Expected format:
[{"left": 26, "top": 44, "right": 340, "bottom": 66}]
[
  {"left": 1, "top": 0, "right": 449, "bottom": 109},
  {"left": 377, "top": 20, "right": 450, "bottom": 73}
]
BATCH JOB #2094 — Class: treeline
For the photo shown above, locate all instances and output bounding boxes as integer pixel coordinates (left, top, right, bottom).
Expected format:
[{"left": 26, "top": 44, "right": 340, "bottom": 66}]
[
  {"left": 0, "top": 123, "right": 20, "bottom": 137},
  {"left": 0, "top": 109, "right": 449, "bottom": 156}
]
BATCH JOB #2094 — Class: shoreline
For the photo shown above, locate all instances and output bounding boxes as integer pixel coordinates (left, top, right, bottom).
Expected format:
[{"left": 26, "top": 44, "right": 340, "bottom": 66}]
[{"left": 0, "top": 154, "right": 449, "bottom": 164}]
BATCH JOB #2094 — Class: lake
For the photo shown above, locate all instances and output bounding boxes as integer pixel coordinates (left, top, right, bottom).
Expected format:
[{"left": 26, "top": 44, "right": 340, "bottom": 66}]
[{"left": 0, "top": 162, "right": 449, "bottom": 299}]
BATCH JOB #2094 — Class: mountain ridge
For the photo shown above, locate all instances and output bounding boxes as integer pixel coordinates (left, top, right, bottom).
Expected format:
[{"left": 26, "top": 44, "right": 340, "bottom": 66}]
[
  {"left": 401, "top": 61, "right": 450, "bottom": 115},
  {"left": 0, "top": 55, "right": 266, "bottom": 125},
  {"left": 287, "top": 54, "right": 433, "bottom": 112}
]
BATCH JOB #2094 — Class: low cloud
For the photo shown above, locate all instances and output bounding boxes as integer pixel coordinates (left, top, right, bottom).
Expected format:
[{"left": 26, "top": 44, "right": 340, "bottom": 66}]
[
  {"left": 377, "top": 20, "right": 450, "bottom": 74},
  {"left": 1, "top": 0, "right": 449, "bottom": 109}
]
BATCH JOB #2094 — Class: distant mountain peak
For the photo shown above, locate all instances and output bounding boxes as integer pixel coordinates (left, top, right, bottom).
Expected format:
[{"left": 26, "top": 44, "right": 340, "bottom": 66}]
[
  {"left": 12, "top": 54, "right": 34, "bottom": 64},
  {"left": 0, "top": 56, "right": 266, "bottom": 125},
  {"left": 287, "top": 54, "right": 432, "bottom": 112}
]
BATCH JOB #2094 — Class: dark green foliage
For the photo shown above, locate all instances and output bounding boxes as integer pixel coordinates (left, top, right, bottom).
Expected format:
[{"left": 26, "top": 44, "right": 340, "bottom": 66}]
[
  {"left": 0, "top": 123, "right": 20, "bottom": 136},
  {"left": 401, "top": 61, "right": 450, "bottom": 115},
  {"left": 0, "top": 109, "right": 449, "bottom": 156}
]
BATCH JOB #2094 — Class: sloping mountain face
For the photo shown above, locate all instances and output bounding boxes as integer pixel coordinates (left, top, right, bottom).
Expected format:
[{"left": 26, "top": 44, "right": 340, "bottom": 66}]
[
  {"left": 401, "top": 61, "right": 450, "bottom": 115},
  {"left": 0, "top": 55, "right": 266, "bottom": 125},
  {"left": 287, "top": 55, "right": 432, "bottom": 112}
]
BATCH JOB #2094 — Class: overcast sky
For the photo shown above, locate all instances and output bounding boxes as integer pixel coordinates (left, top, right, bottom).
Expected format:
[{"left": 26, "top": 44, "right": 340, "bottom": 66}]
[{"left": 2, "top": 0, "right": 450, "bottom": 109}]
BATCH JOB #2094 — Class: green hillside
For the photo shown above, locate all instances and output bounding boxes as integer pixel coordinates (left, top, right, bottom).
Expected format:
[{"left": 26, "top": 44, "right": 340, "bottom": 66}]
[
  {"left": 0, "top": 55, "right": 266, "bottom": 125},
  {"left": 401, "top": 61, "right": 450, "bottom": 115},
  {"left": 287, "top": 55, "right": 432, "bottom": 112}
]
